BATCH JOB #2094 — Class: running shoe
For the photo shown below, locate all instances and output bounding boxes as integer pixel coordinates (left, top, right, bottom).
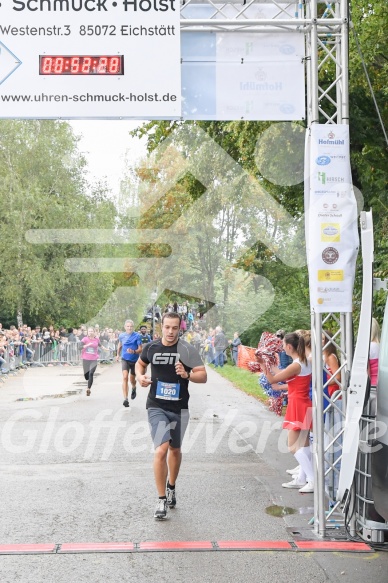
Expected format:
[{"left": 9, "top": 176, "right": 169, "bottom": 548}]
[
  {"left": 154, "top": 498, "right": 167, "bottom": 519},
  {"left": 86, "top": 389, "right": 91, "bottom": 396},
  {"left": 131, "top": 387, "right": 137, "bottom": 400},
  {"left": 123, "top": 399, "right": 129, "bottom": 407},
  {"left": 166, "top": 487, "right": 176, "bottom": 508},
  {"left": 282, "top": 476, "right": 306, "bottom": 489},
  {"left": 286, "top": 465, "right": 300, "bottom": 475}
]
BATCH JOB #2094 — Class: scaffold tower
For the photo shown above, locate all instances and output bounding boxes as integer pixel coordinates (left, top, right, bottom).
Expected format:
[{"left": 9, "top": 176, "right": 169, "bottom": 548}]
[{"left": 180, "top": 0, "right": 353, "bottom": 537}]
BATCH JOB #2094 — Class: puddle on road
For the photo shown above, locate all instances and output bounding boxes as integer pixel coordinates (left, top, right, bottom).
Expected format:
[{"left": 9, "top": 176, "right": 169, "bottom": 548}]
[
  {"left": 265, "top": 505, "right": 297, "bottom": 517},
  {"left": 16, "top": 389, "right": 82, "bottom": 402}
]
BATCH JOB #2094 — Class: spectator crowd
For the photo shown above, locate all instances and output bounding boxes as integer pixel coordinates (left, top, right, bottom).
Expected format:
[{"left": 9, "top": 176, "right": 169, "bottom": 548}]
[
  {"left": 0, "top": 323, "right": 120, "bottom": 369},
  {"left": 0, "top": 298, "right": 242, "bottom": 371}
]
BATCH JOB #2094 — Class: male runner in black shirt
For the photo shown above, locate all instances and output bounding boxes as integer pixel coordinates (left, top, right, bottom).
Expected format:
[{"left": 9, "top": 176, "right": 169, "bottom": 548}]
[{"left": 136, "top": 312, "right": 207, "bottom": 519}]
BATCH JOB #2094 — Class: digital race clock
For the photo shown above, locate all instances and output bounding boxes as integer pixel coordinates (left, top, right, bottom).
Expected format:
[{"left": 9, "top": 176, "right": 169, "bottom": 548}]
[{"left": 39, "top": 55, "right": 124, "bottom": 75}]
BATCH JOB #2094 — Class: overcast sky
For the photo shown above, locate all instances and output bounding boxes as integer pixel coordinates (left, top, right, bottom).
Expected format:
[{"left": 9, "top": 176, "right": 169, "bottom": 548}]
[{"left": 70, "top": 120, "right": 147, "bottom": 197}]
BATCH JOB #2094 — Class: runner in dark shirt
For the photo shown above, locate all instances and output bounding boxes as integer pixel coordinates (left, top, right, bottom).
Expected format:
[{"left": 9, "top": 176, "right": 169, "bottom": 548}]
[
  {"left": 138, "top": 325, "right": 152, "bottom": 345},
  {"left": 136, "top": 312, "right": 207, "bottom": 520}
]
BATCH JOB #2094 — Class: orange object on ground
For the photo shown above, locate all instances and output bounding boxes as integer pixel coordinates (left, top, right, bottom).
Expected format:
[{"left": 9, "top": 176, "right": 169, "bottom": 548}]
[{"left": 237, "top": 345, "right": 257, "bottom": 370}]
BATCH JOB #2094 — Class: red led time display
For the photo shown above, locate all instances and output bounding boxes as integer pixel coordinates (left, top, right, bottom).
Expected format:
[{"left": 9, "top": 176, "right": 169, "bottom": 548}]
[{"left": 39, "top": 55, "right": 124, "bottom": 75}]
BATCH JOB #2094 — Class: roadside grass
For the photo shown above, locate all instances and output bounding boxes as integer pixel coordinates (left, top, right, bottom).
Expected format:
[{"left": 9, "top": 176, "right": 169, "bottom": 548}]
[{"left": 207, "top": 362, "right": 269, "bottom": 404}]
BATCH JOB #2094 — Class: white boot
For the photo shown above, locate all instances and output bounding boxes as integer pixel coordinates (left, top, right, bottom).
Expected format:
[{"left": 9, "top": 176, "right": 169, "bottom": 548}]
[{"left": 294, "top": 446, "right": 314, "bottom": 493}]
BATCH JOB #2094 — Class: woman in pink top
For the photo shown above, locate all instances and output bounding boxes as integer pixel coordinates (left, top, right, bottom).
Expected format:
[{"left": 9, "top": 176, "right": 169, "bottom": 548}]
[
  {"left": 81, "top": 327, "right": 100, "bottom": 396},
  {"left": 369, "top": 318, "right": 380, "bottom": 387},
  {"left": 258, "top": 332, "right": 314, "bottom": 494}
]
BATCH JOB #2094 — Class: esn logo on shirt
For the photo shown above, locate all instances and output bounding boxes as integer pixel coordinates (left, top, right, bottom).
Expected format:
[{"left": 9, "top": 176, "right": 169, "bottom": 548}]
[{"left": 152, "top": 353, "right": 180, "bottom": 365}]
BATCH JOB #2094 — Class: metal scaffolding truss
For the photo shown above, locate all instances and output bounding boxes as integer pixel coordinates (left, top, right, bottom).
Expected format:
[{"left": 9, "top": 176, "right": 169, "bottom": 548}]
[
  {"left": 179, "top": 0, "right": 352, "bottom": 537},
  {"left": 180, "top": 0, "right": 342, "bottom": 29}
]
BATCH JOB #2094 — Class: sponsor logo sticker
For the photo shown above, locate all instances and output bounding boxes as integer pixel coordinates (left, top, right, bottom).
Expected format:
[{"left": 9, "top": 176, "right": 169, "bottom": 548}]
[
  {"left": 322, "top": 247, "right": 339, "bottom": 264},
  {"left": 316, "top": 155, "right": 331, "bottom": 166},
  {"left": 321, "top": 223, "right": 340, "bottom": 242},
  {"left": 318, "top": 270, "right": 344, "bottom": 282}
]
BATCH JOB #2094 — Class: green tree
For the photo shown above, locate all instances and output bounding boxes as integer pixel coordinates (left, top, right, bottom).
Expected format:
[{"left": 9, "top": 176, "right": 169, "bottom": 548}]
[
  {"left": 126, "top": 120, "right": 308, "bottom": 339},
  {"left": 0, "top": 120, "right": 117, "bottom": 327}
]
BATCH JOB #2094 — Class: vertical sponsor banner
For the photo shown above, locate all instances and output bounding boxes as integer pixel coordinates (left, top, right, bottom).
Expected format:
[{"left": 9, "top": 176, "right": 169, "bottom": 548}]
[{"left": 306, "top": 125, "right": 359, "bottom": 313}]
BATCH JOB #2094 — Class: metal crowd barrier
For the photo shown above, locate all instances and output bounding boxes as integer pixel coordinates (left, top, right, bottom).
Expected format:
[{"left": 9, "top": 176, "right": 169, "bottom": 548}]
[
  {"left": 312, "top": 324, "right": 348, "bottom": 531},
  {"left": 31, "top": 341, "right": 117, "bottom": 366},
  {"left": 324, "top": 388, "right": 344, "bottom": 502},
  {"left": 355, "top": 387, "right": 388, "bottom": 542},
  {"left": 322, "top": 364, "right": 388, "bottom": 542},
  {"left": 0, "top": 340, "right": 117, "bottom": 375},
  {"left": 32, "top": 341, "right": 82, "bottom": 366},
  {"left": 0, "top": 343, "right": 27, "bottom": 382}
]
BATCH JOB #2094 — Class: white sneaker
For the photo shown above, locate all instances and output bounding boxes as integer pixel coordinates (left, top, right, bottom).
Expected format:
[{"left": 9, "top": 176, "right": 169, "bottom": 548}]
[
  {"left": 282, "top": 476, "right": 306, "bottom": 489},
  {"left": 286, "top": 465, "right": 300, "bottom": 475},
  {"left": 299, "top": 481, "right": 314, "bottom": 493}
]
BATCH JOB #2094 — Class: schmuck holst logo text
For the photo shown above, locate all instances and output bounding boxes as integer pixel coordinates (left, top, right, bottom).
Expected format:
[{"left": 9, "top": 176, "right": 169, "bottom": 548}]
[{"left": 11, "top": 0, "right": 176, "bottom": 11}]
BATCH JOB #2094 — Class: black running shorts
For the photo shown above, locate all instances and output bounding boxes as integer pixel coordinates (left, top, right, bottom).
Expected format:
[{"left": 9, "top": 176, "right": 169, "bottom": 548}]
[{"left": 121, "top": 360, "right": 136, "bottom": 375}]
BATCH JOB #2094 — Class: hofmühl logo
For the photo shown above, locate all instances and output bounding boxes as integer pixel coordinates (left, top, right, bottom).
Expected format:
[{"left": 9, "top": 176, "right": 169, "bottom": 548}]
[
  {"left": 152, "top": 353, "right": 180, "bottom": 365},
  {"left": 240, "top": 81, "right": 282, "bottom": 91},
  {"left": 318, "top": 130, "right": 345, "bottom": 146},
  {"left": 322, "top": 247, "right": 339, "bottom": 265},
  {"left": 316, "top": 155, "right": 331, "bottom": 166},
  {"left": 318, "top": 138, "right": 345, "bottom": 145}
]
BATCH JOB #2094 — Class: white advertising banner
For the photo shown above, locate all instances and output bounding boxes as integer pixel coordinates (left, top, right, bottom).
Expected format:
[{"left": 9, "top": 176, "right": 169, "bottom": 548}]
[
  {"left": 0, "top": 0, "right": 181, "bottom": 118},
  {"left": 215, "top": 59, "right": 304, "bottom": 121},
  {"left": 182, "top": 30, "right": 305, "bottom": 121},
  {"left": 306, "top": 124, "right": 359, "bottom": 313}
]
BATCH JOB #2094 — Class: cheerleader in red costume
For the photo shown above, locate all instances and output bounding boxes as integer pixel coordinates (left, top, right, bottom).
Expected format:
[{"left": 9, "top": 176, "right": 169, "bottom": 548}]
[{"left": 258, "top": 331, "right": 314, "bottom": 493}]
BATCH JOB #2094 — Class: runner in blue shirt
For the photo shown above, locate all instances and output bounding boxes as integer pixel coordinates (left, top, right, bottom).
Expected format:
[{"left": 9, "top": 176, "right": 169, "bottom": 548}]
[{"left": 116, "top": 319, "right": 142, "bottom": 407}]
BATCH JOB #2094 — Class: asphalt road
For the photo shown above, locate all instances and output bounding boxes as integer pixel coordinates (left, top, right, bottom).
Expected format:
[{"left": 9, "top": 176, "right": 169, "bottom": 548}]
[{"left": 0, "top": 363, "right": 387, "bottom": 583}]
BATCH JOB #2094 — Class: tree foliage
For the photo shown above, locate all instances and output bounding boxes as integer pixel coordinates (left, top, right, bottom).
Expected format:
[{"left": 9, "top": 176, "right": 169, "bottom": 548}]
[
  {"left": 0, "top": 120, "right": 117, "bottom": 327},
  {"left": 128, "top": 120, "right": 309, "bottom": 339}
]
